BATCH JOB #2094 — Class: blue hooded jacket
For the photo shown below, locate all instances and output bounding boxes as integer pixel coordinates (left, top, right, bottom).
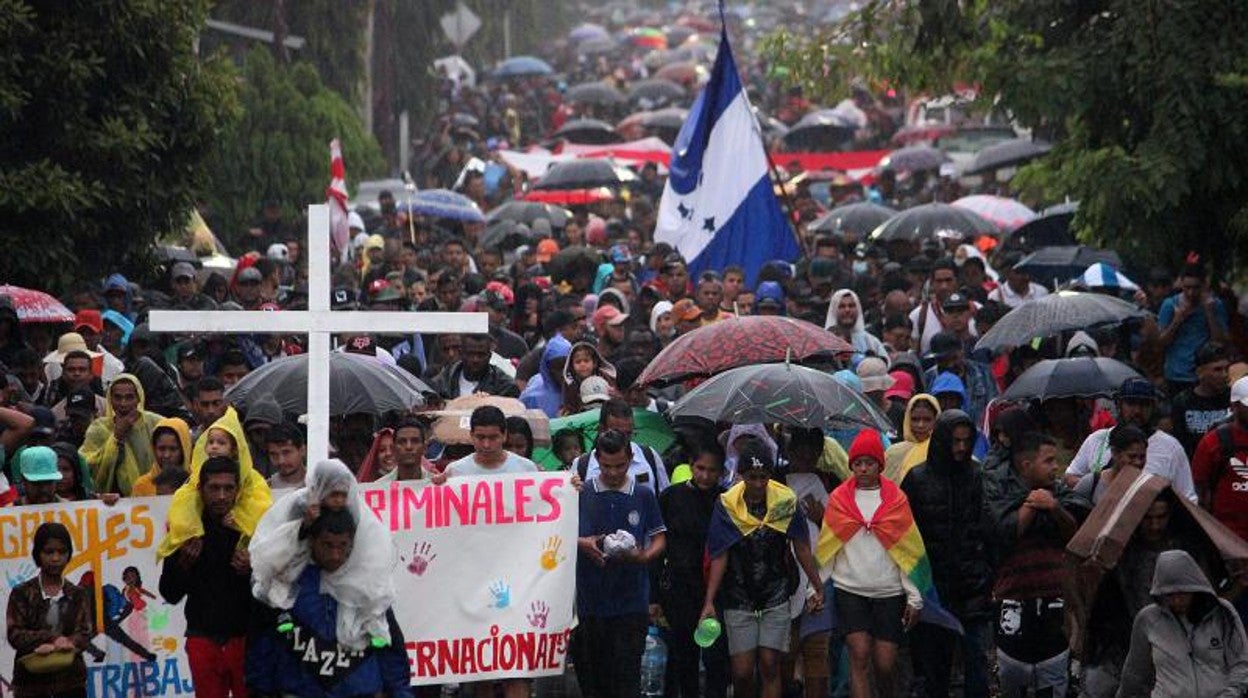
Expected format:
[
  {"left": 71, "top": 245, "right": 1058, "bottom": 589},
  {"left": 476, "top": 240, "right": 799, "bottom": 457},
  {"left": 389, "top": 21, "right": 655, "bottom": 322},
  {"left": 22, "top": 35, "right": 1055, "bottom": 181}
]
[
  {"left": 103, "top": 273, "right": 136, "bottom": 320},
  {"left": 245, "top": 566, "right": 413, "bottom": 697},
  {"left": 519, "top": 335, "right": 572, "bottom": 417},
  {"left": 928, "top": 371, "right": 990, "bottom": 459}
]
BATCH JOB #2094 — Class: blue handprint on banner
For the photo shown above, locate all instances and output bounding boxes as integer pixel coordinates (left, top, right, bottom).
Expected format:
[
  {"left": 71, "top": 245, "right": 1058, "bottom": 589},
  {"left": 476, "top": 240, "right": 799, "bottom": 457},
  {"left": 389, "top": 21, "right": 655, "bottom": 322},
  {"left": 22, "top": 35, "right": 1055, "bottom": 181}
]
[{"left": 488, "top": 580, "right": 511, "bottom": 609}]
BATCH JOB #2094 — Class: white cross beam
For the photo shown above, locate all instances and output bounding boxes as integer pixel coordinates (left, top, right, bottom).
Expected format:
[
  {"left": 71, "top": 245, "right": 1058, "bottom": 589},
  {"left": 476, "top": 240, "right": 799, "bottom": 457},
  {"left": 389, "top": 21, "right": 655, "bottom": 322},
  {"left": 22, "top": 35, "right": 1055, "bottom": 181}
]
[{"left": 150, "top": 204, "right": 486, "bottom": 465}]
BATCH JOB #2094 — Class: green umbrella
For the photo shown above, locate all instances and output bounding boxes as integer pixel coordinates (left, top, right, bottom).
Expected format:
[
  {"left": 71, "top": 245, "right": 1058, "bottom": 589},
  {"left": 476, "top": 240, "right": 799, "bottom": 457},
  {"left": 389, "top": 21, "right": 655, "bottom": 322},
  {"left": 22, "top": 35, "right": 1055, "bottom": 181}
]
[{"left": 533, "top": 407, "right": 675, "bottom": 470}]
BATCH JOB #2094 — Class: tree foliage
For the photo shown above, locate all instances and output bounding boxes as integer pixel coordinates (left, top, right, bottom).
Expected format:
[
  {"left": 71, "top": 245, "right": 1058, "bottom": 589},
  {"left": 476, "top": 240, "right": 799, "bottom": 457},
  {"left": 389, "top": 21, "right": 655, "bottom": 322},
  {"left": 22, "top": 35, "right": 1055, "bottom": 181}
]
[
  {"left": 0, "top": 0, "right": 238, "bottom": 292},
  {"left": 765, "top": 0, "right": 1248, "bottom": 270},
  {"left": 198, "top": 49, "right": 385, "bottom": 250}
]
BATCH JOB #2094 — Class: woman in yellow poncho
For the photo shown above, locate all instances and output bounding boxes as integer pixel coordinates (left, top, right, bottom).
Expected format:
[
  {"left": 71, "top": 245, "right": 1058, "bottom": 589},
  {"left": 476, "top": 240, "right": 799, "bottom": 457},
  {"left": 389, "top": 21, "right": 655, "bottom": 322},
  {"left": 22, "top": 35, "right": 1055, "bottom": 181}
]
[
  {"left": 130, "top": 416, "right": 192, "bottom": 497},
  {"left": 156, "top": 407, "right": 273, "bottom": 559},
  {"left": 882, "top": 394, "right": 941, "bottom": 483},
  {"left": 79, "top": 374, "right": 163, "bottom": 496}
]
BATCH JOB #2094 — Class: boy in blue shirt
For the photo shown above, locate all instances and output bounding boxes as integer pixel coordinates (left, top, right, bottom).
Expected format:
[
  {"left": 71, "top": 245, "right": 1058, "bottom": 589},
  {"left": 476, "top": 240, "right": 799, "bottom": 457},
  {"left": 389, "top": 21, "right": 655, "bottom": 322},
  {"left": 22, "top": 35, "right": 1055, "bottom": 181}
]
[{"left": 574, "top": 429, "right": 667, "bottom": 698}]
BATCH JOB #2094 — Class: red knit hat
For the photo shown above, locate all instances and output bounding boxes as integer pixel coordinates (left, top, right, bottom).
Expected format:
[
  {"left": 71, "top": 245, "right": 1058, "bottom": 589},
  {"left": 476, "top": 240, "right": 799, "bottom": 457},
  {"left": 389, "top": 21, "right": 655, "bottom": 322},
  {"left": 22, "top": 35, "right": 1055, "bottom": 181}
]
[{"left": 848, "top": 429, "right": 885, "bottom": 467}]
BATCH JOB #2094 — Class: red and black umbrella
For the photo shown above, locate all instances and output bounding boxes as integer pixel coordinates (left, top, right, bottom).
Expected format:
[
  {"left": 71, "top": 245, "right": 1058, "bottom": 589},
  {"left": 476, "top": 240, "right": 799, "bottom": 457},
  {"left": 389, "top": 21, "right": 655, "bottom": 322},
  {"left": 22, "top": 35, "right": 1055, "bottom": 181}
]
[{"left": 638, "top": 315, "right": 853, "bottom": 388}]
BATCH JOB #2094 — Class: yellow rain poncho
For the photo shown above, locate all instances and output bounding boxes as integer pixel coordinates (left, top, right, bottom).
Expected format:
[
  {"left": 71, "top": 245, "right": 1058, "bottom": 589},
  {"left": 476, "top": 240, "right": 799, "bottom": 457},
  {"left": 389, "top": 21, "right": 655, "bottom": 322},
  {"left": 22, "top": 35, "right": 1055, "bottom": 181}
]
[
  {"left": 156, "top": 407, "right": 273, "bottom": 559},
  {"left": 883, "top": 394, "right": 941, "bottom": 483},
  {"left": 130, "top": 416, "right": 193, "bottom": 498},
  {"left": 80, "top": 374, "right": 163, "bottom": 496}
]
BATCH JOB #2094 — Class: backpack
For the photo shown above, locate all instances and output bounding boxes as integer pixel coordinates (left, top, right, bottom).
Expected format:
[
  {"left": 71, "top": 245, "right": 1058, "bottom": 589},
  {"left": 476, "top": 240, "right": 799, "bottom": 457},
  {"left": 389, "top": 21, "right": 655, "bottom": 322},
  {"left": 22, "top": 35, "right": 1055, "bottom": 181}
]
[
  {"left": 1208, "top": 423, "right": 1238, "bottom": 511},
  {"left": 575, "top": 445, "right": 662, "bottom": 488}
]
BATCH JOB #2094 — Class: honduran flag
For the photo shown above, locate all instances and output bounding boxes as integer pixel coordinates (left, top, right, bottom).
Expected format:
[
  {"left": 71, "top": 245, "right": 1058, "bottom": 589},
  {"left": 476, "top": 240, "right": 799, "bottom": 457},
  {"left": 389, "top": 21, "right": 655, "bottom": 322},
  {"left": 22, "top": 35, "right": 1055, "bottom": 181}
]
[
  {"left": 654, "top": 21, "right": 799, "bottom": 287},
  {"left": 816, "top": 477, "right": 964, "bottom": 634}
]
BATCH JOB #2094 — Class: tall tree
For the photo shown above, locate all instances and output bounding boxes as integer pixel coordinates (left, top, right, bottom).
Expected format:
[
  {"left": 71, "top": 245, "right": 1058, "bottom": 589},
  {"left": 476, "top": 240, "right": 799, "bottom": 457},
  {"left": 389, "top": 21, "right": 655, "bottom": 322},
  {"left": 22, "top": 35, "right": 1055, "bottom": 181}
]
[
  {"left": 198, "top": 49, "right": 385, "bottom": 249},
  {"left": 0, "top": 0, "right": 238, "bottom": 292},
  {"left": 766, "top": 1, "right": 1248, "bottom": 270}
]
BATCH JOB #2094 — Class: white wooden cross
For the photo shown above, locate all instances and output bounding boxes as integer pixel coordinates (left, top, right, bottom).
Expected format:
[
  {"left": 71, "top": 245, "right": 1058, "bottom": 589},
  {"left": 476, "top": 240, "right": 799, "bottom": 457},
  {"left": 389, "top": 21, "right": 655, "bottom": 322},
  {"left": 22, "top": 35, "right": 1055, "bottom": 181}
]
[{"left": 150, "top": 204, "right": 486, "bottom": 464}]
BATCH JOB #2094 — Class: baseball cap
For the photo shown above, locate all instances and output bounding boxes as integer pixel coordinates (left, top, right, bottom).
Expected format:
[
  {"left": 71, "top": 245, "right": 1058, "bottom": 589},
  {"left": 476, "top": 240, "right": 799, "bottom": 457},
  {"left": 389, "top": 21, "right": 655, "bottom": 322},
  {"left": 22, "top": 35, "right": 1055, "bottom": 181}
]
[
  {"left": 925, "top": 331, "right": 962, "bottom": 361},
  {"left": 1117, "top": 377, "right": 1157, "bottom": 402},
  {"left": 884, "top": 371, "right": 915, "bottom": 401},
  {"left": 536, "top": 239, "right": 560, "bottom": 263},
  {"left": 74, "top": 309, "right": 103, "bottom": 335},
  {"left": 19, "top": 446, "right": 62, "bottom": 483},
  {"left": 65, "top": 388, "right": 96, "bottom": 416},
  {"left": 755, "top": 281, "right": 785, "bottom": 308},
  {"left": 1195, "top": 343, "right": 1227, "bottom": 368},
  {"left": 592, "top": 305, "right": 629, "bottom": 329},
  {"left": 29, "top": 407, "right": 56, "bottom": 437},
  {"left": 177, "top": 343, "right": 203, "bottom": 362},
  {"left": 671, "top": 299, "right": 702, "bottom": 322},
  {"left": 943, "top": 292, "right": 971, "bottom": 311},
  {"left": 237, "top": 267, "right": 263, "bottom": 284},
  {"left": 171, "top": 262, "right": 197, "bottom": 280},
  {"left": 579, "top": 376, "right": 612, "bottom": 406},
  {"left": 1231, "top": 376, "right": 1248, "bottom": 407}
]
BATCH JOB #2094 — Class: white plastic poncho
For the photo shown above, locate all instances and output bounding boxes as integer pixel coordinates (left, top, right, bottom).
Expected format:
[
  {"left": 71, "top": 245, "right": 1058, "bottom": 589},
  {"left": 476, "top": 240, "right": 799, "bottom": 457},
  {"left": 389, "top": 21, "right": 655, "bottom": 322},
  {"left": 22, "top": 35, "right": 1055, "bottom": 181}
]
[{"left": 248, "top": 459, "right": 397, "bottom": 650}]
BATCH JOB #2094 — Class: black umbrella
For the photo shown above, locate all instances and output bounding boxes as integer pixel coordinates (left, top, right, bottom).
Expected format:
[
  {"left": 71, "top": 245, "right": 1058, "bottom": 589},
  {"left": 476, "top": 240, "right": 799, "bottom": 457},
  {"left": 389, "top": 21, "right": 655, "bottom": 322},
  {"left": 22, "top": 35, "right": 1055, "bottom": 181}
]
[
  {"left": 485, "top": 200, "right": 571, "bottom": 228},
  {"left": 975, "top": 291, "right": 1148, "bottom": 353},
  {"left": 566, "top": 81, "right": 627, "bottom": 107},
  {"left": 628, "top": 78, "right": 687, "bottom": 106},
  {"left": 668, "top": 362, "right": 895, "bottom": 432},
  {"left": 641, "top": 107, "right": 689, "bottom": 130},
  {"left": 1001, "top": 357, "right": 1143, "bottom": 401},
  {"left": 879, "top": 145, "right": 950, "bottom": 173},
  {"left": 810, "top": 202, "right": 897, "bottom": 238},
  {"left": 870, "top": 203, "right": 999, "bottom": 243},
  {"left": 782, "top": 111, "right": 856, "bottom": 151},
  {"left": 964, "top": 139, "right": 1053, "bottom": 175},
  {"left": 551, "top": 118, "right": 624, "bottom": 145},
  {"left": 225, "top": 352, "right": 429, "bottom": 417},
  {"left": 546, "top": 246, "right": 602, "bottom": 285},
  {"left": 532, "top": 159, "right": 635, "bottom": 190},
  {"left": 1004, "top": 202, "right": 1077, "bottom": 252},
  {"left": 479, "top": 220, "right": 532, "bottom": 251},
  {"left": 1013, "top": 246, "right": 1123, "bottom": 289}
]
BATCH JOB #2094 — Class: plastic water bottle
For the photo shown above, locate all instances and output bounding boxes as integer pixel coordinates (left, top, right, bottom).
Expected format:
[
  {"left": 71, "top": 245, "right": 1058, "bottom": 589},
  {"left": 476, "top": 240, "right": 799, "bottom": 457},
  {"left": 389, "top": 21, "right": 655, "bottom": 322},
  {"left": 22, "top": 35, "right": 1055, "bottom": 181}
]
[{"left": 640, "top": 626, "right": 667, "bottom": 697}]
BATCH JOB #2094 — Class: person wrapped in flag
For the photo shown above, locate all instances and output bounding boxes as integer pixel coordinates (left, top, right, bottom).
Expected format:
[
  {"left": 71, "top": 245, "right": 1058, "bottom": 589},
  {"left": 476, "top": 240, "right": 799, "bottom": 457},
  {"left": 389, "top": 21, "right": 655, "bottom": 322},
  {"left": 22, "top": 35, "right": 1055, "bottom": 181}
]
[
  {"left": 700, "top": 437, "right": 824, "bottom": 698},
  {"left": 816, "top": 428, "right": 963, "bottom": 698}
]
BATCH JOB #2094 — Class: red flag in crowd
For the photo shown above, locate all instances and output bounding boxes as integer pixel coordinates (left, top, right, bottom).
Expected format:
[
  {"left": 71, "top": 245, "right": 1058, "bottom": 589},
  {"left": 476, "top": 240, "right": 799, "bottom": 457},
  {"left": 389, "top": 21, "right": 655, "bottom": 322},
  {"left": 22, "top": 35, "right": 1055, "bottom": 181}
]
[{"left": 326, "top": 138, "right": 350, "bottom": 255}]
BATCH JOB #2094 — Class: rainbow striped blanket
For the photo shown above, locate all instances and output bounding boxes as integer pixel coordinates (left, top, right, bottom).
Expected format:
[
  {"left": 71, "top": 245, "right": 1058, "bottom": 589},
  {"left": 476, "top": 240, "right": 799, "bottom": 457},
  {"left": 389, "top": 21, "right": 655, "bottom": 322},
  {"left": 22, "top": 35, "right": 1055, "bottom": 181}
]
[{"left": 816, "top": 477, "right": 962, "bottom": 634}]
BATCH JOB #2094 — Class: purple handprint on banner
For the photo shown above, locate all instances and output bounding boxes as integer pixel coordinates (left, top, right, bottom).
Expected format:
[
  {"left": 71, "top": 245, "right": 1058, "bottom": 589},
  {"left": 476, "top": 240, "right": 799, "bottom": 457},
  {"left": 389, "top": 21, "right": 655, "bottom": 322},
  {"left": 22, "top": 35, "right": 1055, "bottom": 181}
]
[
  {"left": 404, "top": 541, "right": 437, "bottom": 576},
  {"left": 527, "top": 600, "right": 550, "bottom": 629}
]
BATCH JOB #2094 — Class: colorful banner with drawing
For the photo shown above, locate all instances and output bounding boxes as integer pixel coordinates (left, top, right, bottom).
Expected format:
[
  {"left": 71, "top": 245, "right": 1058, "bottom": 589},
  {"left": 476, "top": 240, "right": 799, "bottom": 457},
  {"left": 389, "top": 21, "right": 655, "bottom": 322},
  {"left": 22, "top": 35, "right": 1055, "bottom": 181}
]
[
  {"left": 0, "top": 497, "right": 195, "bottom": 698},
  {"left": 361, "top": 472, "right": 578, "bottom": 685},
  {"left": 0, "top": 472, "right": 578, "bottom": 695}
]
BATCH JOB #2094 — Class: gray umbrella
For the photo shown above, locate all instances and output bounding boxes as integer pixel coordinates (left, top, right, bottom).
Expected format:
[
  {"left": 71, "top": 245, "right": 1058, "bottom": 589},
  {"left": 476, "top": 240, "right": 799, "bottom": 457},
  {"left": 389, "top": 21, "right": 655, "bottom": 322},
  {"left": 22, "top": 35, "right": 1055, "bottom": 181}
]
[
  {"left": 810, "top": 202, "right": 897, "bottom": 238},
  {"left": 485, "top": 200, "right": 571, "bottom": 228},
  {"left": 975, "top": 291, "right": 1149, "bottom": 353},
  {"left": 566, "top": 81, "right": 627, "bottom": 107},
  {"left": 870, "top": 203, "right": 998, "bottom": 243},
  {"left": 225, "top": 352, "right": 429, "bottom": 416},
  {"left": 551, "top": 118, "right": 624, "bottom": 145},
  {"left": 628, "top": 78, "right": 687, "bottom": 106},
  {"left": 879, "top": 145, "right": 950, "bottom": 173},
  {"left": 668, "top": 362, "right": 895, "bottom": 432},
  {"left": 964, "top": 139, "right": 1053, "bottom": 175},
  {"left": 1002, "top": 357, "right": 1142, "bottom": 401}
]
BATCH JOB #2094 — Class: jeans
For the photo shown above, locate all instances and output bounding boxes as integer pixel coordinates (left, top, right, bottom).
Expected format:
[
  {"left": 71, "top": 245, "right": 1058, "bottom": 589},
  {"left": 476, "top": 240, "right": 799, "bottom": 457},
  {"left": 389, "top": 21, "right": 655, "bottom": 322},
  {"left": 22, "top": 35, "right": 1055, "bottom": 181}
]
[
  {"left": 910, "top": 620, "right": 993, "bottom": 698},
  {"left": 572, "top": 613, "right": 649, "bottom": 698}
]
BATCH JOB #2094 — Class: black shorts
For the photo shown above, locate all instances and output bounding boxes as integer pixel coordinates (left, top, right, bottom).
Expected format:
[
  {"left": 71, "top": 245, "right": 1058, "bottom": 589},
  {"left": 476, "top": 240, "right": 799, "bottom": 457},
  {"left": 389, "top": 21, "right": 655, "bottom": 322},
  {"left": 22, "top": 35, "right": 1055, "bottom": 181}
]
[{"left": 834, "top": 589, "right": 906, "bottom": 644}]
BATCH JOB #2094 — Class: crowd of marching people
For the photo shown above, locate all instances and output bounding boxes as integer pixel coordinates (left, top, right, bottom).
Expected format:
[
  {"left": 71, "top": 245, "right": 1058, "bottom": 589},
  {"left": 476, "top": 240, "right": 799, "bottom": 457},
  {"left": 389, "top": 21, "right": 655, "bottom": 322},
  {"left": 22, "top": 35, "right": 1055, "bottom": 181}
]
[{"left": 7, "top": 3, "right": 1248, "bottom": 698}]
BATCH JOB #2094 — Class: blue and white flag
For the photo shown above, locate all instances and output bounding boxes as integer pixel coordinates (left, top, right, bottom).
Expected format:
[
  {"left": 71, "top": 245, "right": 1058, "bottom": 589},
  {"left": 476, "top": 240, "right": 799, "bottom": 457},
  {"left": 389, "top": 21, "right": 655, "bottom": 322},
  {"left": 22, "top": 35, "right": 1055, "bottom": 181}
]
[{"left": 654, "top": 26, "right": 798, "bottom": 286}]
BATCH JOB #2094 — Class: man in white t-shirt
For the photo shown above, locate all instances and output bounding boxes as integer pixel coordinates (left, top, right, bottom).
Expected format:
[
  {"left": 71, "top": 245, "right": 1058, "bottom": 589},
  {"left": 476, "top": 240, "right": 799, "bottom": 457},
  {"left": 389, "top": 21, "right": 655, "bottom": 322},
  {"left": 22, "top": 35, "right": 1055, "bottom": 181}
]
[
  {"left": 990, "top": 254, "right": 1049, "bottom": 308},
  {"left": 434, "top": 405, "right": 538, "bottom": 479},
  {"left": 1062, "top": 377, "right": 1196, "bottom": 501}
]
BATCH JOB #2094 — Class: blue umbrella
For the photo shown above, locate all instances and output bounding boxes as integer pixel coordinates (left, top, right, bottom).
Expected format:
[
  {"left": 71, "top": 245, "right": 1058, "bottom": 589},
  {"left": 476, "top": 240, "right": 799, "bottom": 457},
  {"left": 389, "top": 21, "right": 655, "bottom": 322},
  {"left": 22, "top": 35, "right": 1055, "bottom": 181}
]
[
  {"left": 569, "top": 23, "right": 609, "bottom": 42},
  {"left": 493, "top": 55, "right": 553, "bottom": 79},
  {"left": 397, "top": 189, "right": 484, "bottom": 223}
]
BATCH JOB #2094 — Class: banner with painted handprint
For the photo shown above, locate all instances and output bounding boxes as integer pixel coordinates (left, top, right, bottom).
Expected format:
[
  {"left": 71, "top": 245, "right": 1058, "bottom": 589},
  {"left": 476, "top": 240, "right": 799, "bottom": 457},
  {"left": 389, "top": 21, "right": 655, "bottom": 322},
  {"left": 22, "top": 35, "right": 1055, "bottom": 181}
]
[
  {"left": 0, "top": 497, "right": 195, "bottom": 698},
  {"left": 360, "top": 471, "right": 579, "bottom": 685}
]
